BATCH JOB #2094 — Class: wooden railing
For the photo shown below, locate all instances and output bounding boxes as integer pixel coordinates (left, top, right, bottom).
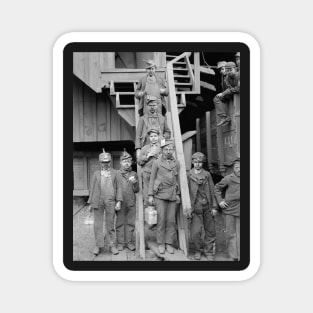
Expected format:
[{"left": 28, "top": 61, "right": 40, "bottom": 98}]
[{"left": 166, "top": 53, "right": 194, "bottom": 255}]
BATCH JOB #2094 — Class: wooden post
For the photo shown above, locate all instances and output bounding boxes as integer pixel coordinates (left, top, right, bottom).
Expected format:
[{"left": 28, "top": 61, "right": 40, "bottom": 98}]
[
  {"left": 216, "top": 121, "right": 226, "bottom": 175},
  {"left": 194, "top": 52, "right": 200, "bottom": 93},
  {"left": 206, "top": 111, "right": 213, "bottom": 171},
  {"left": 134, "top": 97, "right": 145, "bottom": 260},
  {"left": 196, "top": 118, "right": 201, "bottom": 152},
  {"left": 167, "top": 63, "right": 191, "bottom": 255}
]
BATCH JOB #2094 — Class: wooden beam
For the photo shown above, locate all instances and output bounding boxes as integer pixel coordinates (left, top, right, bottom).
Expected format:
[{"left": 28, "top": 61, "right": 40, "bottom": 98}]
[
  {"left": 194, "top": 52, "right": 200, "bottom": 93},
  {"left": 196, "top": 118, "right": 201, "bottom": 152},
  {"left": 134, "top": 97, "right": 145, "bottom": 260},
  {"left": 200, "top": 81, "right": 216, "bottom": 92},
  {"left": 199, "top": 66, "right": 215, "bottom": 75},
  {"left": 206, "top": 111, "right": 213, "bottom": 171}
]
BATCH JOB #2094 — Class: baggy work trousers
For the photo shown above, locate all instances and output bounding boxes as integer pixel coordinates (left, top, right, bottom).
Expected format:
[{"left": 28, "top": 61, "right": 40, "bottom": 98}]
[
  {"left": 213, "top": 94, "right": 231, "bottom": 118},
  {"left": 142, "top": 171, "right": 151, "bottom": 208},
  {"left": 93, "top": 200, "right": 116, "bottom": 248},
  {"left": 116, "top": 202, "right": 136, "bottom": 245},
  {"left": 155, "top": 198, "right": 177, "bottom": 245},
  {"left": 224, "top": 214, "right": 240, "bottom": 260},
  {"left": 190, "top": 203, "right": 216, "bottom": 255}
]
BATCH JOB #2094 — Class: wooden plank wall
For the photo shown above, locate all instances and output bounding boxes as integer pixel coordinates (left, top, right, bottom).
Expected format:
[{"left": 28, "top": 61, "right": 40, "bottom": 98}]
[{"left": 73, "top": 76, "right": 135, "bottom": 143}]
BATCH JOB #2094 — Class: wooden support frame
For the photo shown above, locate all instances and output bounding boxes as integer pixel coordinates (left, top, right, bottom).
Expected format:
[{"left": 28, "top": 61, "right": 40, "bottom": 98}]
[
  {"left": 134, "top": 97, "right": 145, "bottom": 260},
  {"left": 196, "top": 118, "right": 201, "bottom": 152},
  {"left": 206, "top": 111, "right": 213, "bottom": 171}
]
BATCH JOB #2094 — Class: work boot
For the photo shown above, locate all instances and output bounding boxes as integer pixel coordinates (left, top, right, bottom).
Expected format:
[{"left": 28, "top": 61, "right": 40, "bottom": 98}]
[
  {"left": 93, "top": 246, "right": 101, "bottom": 256},
  {"left": 158, "top": 244, "right": 165, "bottom": 254},
  {"left": 117, "top": 244, "right": 124, "bottom": 251},
  {"left": 166, "top": 244, "right": 174, "bottom": 254},
  {"left": 110, "top": 246, "right": 119, "bottom": 255},
  {"left": 126, "top": 243, "right": 136, "bottom": 251},
  {"left": 217, "top": 116, "right": 231, "bottom": 127},
  {"left": 204, "top": 253, "right": 215, "bottom": 261},
  {"left": 194, "top": 251, "right": 201, "bottom": 260}
]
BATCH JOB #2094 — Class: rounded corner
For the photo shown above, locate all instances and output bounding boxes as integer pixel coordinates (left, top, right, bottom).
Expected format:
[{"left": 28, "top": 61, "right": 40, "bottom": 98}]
[
  {"left": 237, "top": 258, "right": 261, "bottom": 282},
  {"left": 52, "top": 258, "right": 76, "bottom": 282},
  {"left": 53, "top": 32, "right": 77, "bottom": 55}
]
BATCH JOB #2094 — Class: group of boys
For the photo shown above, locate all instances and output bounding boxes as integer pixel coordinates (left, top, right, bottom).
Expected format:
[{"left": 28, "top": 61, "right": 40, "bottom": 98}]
[{"left": 87, "top": 57, "right": 241, "bottom": 261}]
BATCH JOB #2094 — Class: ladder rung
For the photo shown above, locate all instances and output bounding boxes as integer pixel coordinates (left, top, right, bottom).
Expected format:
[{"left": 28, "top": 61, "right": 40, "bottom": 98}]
[
  {"left": 174, "top": 75, "right": 190, "bottom": 78},
  {"left": 175, "top": 82, "right": 192, "bottom": 86}
]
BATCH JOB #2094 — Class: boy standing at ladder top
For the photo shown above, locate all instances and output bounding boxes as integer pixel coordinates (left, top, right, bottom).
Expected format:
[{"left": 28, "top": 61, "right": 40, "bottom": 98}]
[
  {"left": 188, "top": 152, "right": 218, "bottom": 261},
  {"left": 137, "top": 126, "right": 161, "bottom": 210},
  {"left": 87, "top": 149, "right": 123, "bottom": 256},
  {"left": 116, "top": 149, "right": 139, "bottom": 252},
  {"left": 214, "top": 158, "right": 240, "bottom": 261},
  {"left": 148, "top": 140, "right": 180, "bottom": 254}
]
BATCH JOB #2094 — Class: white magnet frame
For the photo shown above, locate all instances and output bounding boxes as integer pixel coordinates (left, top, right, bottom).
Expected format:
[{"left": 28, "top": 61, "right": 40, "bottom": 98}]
[{"left": 53, "top": 32, "right": 260, "bottom": 281}]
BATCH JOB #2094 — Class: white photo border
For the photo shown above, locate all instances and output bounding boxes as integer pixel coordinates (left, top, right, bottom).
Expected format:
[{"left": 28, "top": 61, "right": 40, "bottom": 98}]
[{"left": 53, "top": 32, "right": 260, "bottom": 281}]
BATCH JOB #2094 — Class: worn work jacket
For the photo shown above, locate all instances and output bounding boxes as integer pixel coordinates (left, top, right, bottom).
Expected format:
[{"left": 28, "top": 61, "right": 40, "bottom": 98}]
[
  {"left": 135, "top": 114, "right": 171, "bottom": 150},
  {"left": 214, "top": 173, "right": 240, "bottom": 216},
  {"left": 117, "top": 169, "right": 139, "bottom": 207},
  {"left": 148, "top": 156, "right": 180, "bottom": 201},
  {"left": 135, "top": 74, "right": 169, "bottom": 115},
  {"left": 137, "top": 143, "right": 161, "bottom": 174},
  {"left": 188, "top": 168, "right": 217, "bottom": 211},
  {"left": 87, "top": 169, "right": 123, "bottom": 208},
  {"left": 221, "top": 72, "right": 240, "bottom": 97}
]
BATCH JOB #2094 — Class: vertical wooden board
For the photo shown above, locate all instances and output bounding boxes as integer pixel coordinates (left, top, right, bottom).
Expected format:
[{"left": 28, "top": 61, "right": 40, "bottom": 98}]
[
  {"left": 73, "top": 53, "right": 86, "bottom": 83},
  {"left": 73, "top": 78, "right": 81, "bottom": 142},
  {"left": 110, "top": 103, "right": 121, "bottom": 141},
  {"left": 183, "top": 138, "right": 193, "bottom": 172},
  {"left": 73, "top": 157, "right": 87, "bottom": 190},
  {"left": 120, "top": 119, "right": 135, "bottom": 142},
  {"left": 88, "top": 157, "right": 99, "bottom": 189},
  {"left": 154, "top": 52, "right": 166, "bottom": 68},
  {"left": 196, "top": 118, "right": 201, "bottom": 152},
  {"left": 96, "top": 93, "right": 107, "bottom": 142},
  {"left": 105, "top": 95, "right": 111, "bottom": 141},
  {"left": 206, "top": 111, "right": 213, "bottom": 168},
  {"left": 100, "top": 52, "right": 115, "bottom": 71},
  {"left": 88, "top": 53, "right": 101, "bottom": 92},
  {"left": 83, "top": 86, "right": 97, "bottom": 142}
]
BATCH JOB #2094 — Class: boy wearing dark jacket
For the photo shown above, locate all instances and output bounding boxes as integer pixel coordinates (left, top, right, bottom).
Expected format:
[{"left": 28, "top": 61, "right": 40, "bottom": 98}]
[
  {"left": 188, "top": 152, "right": 218, "bottom": 261},
  {"left": 215, "top": 158, "right": 240, "bottom": 261},
  {"left": 116, "top": 150, "right": 139, "bottom": 251}
]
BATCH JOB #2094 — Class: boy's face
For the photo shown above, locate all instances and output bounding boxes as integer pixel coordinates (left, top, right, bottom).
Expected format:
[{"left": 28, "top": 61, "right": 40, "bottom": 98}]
[
  {"left": 149, "top": 132, "right": 159, "bottom": 144},
  {"left": 226, "top": 67, "right": 236, "bottom": 76},
  {"left": 146, "top": 66, "right": 156, "bottom": 77},
  {"left": 233, "top": 163, "right": 240, "bottom": 177},
  {"left": 100, "top": 161, "right": 111, "bottom": 170},
  {"left": 148, "top": 103, "right": 157, "bottom": 113},
  {"left": 193, "top": 160, "right": 203, "bottom": 171},
  {"left": 220, "top": 67, "right": 226, "bottom": 76},
  {"left": 120, "top": 158, "right": 132, "bottom": 170},
  {"left": 162, "top": 144, "right": 174, "bottom": 159}
]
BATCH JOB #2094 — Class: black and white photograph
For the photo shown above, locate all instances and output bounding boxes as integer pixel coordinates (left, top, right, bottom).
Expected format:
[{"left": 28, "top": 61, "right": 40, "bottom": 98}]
[{"left": 71, "top": 50, "right": 242, "bottom": 264}]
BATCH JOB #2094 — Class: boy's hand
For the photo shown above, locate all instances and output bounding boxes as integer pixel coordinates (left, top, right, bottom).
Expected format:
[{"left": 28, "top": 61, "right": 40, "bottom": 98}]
[
  {"left": 129, "top": 176, "right": 137, "bottom": 184},
  {"left": 115, "top": 201, "right": 121, "bottom": 211},
  {"left": 148, "top": 196, "right": 154, "bottom": 205},
  {"left": 219, "top": 200, "right": 228, "bottom": 209},
  {"left": 211, "top": 208, "right": 218, "bottom": 217}
]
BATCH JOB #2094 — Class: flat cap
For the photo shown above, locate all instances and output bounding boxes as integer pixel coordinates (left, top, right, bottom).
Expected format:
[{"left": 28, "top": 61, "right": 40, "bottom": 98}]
[
  {"left": 217, "top": 61, "right": 227, "bottom": 69},
  {"left": 225, "top": 61, "right": 236, "bottom": 68},
  {"left": 146, "top": 95, "right": 158, "bottom": 104},
  {"left": 192, "top": 152, "right": 206, "bottom": 162},
  {"left": 160, "top": 139, "right": 174, "bottom": 148},
  {"left": 147, "top": 126, "right": 160, "bottom": 135},
  {"left": 232, "top": 157, "right": 240, "bottom": 165},
  {"left": 145, "top": 59, "right": 157, "bottom": 69}
]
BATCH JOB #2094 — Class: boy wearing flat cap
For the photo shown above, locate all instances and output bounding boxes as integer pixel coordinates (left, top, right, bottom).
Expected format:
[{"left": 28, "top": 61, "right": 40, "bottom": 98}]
[
  {"left": 214, "top": 158, "right": 240, "bottom": 261},
  {"left": 148, "top": 140, "right": 180, "bottom": 254},
  {"left": 137, "top": 126, "right": 162, "bottom": 209},
  {"left": 213, "top": 61, "right": 240, "bottom": 127},
  {"left": 135, "top": 59, "right": 168, "bottom": 116},
  {"left": 87, "top": 149, "right": 123, "bottom": 256},
  {"left": 116, "top": 149, "right": 139, "bottom": 251},
  {"left": 135, "top": 97, "right": 171, "bottom": 158},
  {"left": 188, "top": 152, "right": 218, "bottom": 260}
]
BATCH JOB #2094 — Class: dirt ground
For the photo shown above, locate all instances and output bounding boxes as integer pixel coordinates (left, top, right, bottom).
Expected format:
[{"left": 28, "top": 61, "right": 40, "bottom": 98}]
[{"left": 73, "top": 197, "right": 232, "bottom": 261}]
